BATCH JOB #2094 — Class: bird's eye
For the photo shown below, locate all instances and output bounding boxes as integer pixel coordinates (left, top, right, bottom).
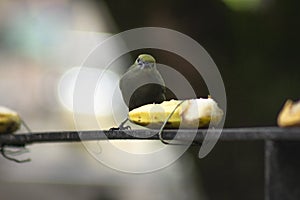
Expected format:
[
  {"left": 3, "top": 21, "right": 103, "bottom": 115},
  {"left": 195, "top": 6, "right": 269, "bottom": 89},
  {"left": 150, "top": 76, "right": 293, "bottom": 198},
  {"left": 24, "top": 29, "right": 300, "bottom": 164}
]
[{"left": 137, "top": 58, "right": 142, "bottom": 64}]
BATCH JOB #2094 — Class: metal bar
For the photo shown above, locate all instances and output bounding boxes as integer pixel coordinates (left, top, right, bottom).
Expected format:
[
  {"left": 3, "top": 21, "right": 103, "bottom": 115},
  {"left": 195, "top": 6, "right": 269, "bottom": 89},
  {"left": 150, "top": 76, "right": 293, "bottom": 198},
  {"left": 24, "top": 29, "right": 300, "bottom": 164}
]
[
  {"left": 0, "top": 127, "right": 300, "bottom": 147},
  {"left": 265, "top": 140, "right": 300, "bottom": 200}
]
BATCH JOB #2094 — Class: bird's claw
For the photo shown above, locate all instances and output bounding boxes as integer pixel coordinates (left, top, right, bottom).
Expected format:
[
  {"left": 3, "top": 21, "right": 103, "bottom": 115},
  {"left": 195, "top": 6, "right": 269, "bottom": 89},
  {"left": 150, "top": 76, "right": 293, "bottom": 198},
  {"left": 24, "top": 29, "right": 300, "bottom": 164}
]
[
  {"left": 109, "top": 118, "right": 131, "bottom": 131},
  {"left": 109, "top": 125, "right": 132, "bottom": 131}
]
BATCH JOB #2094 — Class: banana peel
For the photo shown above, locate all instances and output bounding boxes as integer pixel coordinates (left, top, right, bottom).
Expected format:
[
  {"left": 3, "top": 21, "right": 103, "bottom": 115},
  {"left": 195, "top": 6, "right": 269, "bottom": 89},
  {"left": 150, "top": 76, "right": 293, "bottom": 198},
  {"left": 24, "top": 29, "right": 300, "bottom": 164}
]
[
  {"left": 128, "top": 98, "right": 223, "bottom": 128},
  {"left": 0, "top": 106, "right": 21, "bottom": 134},
  {"left": 278, "top": 99, "right": 300, "bottom": 127}
]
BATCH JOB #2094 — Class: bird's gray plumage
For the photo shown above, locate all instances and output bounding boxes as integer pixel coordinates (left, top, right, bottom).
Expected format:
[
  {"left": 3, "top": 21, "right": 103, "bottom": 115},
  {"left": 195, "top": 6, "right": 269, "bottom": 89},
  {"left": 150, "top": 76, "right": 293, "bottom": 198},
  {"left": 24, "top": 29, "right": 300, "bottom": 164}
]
[{"left": 119, "top": 54, "right": 166, "bottom": 111}]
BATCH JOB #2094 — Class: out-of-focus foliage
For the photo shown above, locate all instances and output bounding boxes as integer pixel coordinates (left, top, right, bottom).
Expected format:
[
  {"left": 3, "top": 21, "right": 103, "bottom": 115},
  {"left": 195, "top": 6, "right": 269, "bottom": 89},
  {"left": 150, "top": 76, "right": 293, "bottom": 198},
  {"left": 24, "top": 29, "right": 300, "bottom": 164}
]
[{"left": 105, "top": 0, "right": 300, "bottom": 127}]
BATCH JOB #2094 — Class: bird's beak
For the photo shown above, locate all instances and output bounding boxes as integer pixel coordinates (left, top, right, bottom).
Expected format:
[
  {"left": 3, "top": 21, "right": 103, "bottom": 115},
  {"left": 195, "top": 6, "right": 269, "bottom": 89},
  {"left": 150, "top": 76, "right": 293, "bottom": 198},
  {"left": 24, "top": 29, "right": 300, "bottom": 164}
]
[{"left": 143, "top": 63, "right": 154, "bottom": 69}]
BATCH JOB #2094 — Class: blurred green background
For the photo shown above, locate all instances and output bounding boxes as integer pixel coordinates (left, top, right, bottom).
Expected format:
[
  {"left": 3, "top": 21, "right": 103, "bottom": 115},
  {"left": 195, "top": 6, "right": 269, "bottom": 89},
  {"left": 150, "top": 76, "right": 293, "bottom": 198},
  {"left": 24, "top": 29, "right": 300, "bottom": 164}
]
[{"left": 0, "top": 0, "right": 299, "bottom": 200}]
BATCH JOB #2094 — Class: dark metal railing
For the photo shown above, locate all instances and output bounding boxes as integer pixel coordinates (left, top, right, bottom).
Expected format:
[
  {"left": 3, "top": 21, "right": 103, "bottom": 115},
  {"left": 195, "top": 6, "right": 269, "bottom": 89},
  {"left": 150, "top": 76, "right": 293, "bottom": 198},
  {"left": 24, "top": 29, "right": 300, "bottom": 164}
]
[{"left": 1, "top": 127, "right": 300, "bottom": 146}]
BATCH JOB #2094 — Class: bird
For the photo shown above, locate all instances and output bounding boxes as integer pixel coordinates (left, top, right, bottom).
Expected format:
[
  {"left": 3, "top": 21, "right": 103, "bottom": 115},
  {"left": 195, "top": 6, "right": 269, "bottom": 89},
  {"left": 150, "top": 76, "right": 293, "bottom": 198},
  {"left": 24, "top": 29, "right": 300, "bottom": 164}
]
[
  {"left": 119, "top": 54, "right": 166, "bottom": 111},
  {"left": 117, "top": 54, "right": 166, "bottom": 129}
]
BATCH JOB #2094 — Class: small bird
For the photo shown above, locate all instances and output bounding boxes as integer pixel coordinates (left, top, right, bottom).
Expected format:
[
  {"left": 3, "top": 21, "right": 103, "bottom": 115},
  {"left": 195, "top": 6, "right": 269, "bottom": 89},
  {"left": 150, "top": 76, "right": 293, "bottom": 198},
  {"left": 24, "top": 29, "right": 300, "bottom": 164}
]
[
  {"left": 117, "top": 54, "right": 166, "bottom": 129},
  {"left": 119, "top": 54, "right": 166, "bottom": 111}
]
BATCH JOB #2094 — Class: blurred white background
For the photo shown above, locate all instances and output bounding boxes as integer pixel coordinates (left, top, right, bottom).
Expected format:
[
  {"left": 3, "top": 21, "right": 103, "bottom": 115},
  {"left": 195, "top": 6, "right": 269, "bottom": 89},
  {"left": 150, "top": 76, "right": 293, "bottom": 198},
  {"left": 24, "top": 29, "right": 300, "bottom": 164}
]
[{"left": 0, "top": 0, "right": 203, "bottom": 200}]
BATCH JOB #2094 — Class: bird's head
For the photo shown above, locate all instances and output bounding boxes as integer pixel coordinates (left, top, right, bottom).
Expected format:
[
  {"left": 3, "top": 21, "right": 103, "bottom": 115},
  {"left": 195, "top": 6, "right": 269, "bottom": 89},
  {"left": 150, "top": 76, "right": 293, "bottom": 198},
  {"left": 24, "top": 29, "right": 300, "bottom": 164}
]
[{"left": 135, "top": 54, "right": 156, "bottom": 69}]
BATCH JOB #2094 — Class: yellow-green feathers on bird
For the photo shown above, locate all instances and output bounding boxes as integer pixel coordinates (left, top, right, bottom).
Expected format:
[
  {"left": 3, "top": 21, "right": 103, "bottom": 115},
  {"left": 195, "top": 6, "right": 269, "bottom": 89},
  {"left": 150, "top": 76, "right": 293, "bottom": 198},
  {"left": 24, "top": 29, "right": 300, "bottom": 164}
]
[
  {"left": 135, "top": 54, "right": 156, "bottom": 64},
  {"left": 0, "top": 106, "right": 21, "bottom": 134},
  {"left": 119, "top": 54, "right": 166, "bottom": 111}
]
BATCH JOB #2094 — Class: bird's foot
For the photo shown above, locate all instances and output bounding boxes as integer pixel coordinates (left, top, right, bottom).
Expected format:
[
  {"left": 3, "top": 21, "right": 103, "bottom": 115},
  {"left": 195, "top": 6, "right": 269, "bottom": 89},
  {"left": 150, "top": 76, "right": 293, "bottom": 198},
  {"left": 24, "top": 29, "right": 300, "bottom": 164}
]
[
  {"left": 109, "top": 125, "right": 131, "bottom": 131},
  {"left": 109, "top": 118, "right": 131, "bottom": 131}
]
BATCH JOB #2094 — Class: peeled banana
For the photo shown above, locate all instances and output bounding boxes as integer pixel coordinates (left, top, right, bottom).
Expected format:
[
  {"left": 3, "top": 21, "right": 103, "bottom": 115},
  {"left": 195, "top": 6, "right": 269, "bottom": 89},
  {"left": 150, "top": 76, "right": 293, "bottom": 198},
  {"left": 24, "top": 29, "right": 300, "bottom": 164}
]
[
  {"left": 278, "top": 99, "right": 300, "bottom": 127},
  {"left": 0, "top": 106, "right": 21, "bottom": 134},
  {"left": 128, "top": 98, "right": 223, "bottom": 128}
]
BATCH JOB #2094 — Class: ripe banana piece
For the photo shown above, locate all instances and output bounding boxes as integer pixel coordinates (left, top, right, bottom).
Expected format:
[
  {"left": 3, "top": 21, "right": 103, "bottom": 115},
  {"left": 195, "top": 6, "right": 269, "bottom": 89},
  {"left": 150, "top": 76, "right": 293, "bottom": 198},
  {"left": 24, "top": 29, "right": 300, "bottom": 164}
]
[
  {"left": 278, "top": 99, "right": 300, "bottom": 127},
  {"left": 0, "top": 106, "right": 21, "bottom": 134},
  {"left": 128, "top": 98, "right": 223, "bottom": 128}
]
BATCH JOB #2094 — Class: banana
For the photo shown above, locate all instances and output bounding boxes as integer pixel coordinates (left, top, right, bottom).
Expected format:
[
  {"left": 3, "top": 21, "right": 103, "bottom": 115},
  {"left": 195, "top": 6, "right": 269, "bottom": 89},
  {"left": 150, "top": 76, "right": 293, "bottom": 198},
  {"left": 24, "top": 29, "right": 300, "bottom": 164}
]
[
  {"left": 278, "top": 99, "right": 300, "bottom": 127},
  {"left": 128, "top": 97, "right": 223, "bottom": 128},
  {"left": 0, "top": 106, "right": 21, "bottom": 134}
]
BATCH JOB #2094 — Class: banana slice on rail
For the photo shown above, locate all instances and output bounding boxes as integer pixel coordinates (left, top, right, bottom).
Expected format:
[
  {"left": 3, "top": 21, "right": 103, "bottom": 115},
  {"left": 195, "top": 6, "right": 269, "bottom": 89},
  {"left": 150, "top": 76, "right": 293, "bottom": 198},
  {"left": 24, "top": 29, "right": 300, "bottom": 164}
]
[
  {"left": 0, "top": 106, "right": 21, "bottom": 134},
  {"left": 128, "top": 98, "right": 223, "bottom": 128},
  {"left": 278, "top": 99, "right": 300, "bottom": 127}
]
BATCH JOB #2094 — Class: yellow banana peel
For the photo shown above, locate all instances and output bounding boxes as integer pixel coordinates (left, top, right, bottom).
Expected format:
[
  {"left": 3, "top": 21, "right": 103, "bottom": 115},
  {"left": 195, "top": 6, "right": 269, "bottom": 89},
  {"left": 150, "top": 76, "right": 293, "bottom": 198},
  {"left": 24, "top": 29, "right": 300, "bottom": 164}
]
[{"left": 129, "top": 98, "right": 223, "bottom": 128}]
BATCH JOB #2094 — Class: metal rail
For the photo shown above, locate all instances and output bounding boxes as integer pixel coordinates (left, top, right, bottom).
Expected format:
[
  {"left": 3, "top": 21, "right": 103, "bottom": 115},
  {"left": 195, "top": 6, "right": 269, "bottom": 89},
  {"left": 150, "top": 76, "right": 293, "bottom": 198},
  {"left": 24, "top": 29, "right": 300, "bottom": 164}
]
[{"left": 0, "top": 127, "right": 300, "bottom": 146}]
